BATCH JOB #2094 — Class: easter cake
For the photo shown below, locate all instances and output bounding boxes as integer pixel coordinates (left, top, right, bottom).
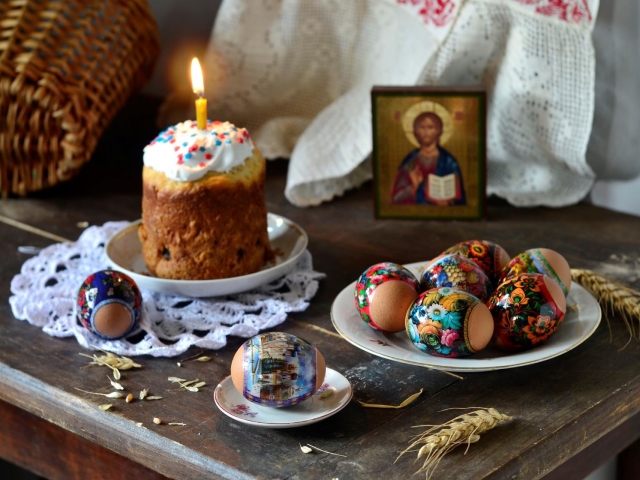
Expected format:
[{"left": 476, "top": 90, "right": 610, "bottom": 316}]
[{"left": 139, "top": 120, "right": 273, "bottom": 280}]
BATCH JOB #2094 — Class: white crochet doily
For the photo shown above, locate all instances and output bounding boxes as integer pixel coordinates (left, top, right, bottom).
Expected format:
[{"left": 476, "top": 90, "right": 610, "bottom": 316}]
[{"left": 9, "top": 222, "right": 325, "bottom": 357}]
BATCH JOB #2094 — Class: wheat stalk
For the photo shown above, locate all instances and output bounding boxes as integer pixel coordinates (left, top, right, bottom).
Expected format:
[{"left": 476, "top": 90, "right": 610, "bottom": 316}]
[
  {"left": 396, "top": 408, "right": 512, "bottom": 479},
  {"left": 571, "top": 268, "right": 640, "bottom": 342}
]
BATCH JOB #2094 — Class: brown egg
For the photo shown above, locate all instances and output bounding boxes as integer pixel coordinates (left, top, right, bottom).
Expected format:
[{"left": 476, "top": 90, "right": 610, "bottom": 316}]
[
  {"left": 230, "top": 332, "right": 326, "bottom": 407},
  {"left": 467, "top": 303, "right": 494, "bottom": 352},
  {"left": 93, "top": 303, "right": 135, "bottom": 339},
  {"left": 369, "top": 280, "right": 419, "bottom": 333}
]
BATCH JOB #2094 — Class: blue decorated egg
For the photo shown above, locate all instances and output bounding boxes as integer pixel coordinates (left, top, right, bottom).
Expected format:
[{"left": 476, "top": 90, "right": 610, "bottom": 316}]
[
  {"left": 76, "top": 270, "right": 142, "bottom": 339},
  {"left": 230, "top": 332, "right": 326, "bottom": 408},
  {"left": 406, "top": 287, "right": 493, "bottom": 358}
]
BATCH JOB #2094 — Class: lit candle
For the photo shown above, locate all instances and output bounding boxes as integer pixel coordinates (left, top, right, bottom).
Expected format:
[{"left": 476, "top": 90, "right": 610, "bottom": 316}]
[{"left": 191, "top": 57, "right": 207, "bottom": 130}]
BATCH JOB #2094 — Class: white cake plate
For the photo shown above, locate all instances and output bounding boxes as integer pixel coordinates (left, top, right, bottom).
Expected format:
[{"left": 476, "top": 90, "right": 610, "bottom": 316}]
[
  {"left": 105, "top": 213, "right": 308, "bottom": 297},
  {"left": 214, "top": 368, "right": 352, "bottom": 428},
  {"left": 331, "top": 261, "right": 602, "bottom": 373}
]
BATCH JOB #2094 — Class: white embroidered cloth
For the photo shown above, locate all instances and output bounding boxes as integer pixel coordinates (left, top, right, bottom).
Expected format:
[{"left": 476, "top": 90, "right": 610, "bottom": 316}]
[
  {"left": 198, "top": 0, "right": 598, "bottom": 207},
  {"left": 9, "top": 222, "right": 325, "bottom": 357}
]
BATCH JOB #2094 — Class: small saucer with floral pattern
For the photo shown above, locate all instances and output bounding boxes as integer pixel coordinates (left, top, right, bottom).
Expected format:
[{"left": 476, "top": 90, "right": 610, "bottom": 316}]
[{"left": 214, "top": 368, "right": 352, "bottom": 428}]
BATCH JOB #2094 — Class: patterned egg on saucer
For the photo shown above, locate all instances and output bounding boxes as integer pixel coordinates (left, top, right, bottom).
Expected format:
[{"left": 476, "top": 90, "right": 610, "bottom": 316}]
[
  {"left": 420, "top": 254, "right": 492, "bottom": 302},
  {"left": 443, "top": 240, "right": 510, "bottom": 286},
  {"left": 500, "top": 248, "right": 571, "bottom": 296},
  {"left": 77, "top": 270, "right": 142, "bottom": 340},
  {"left": 231, "top": 332, "right": 326, "bottom": 407},
  {"left": 354, "top": 262, "right": 419, "bottom": 333},
  {"left": 487, "top": 273, "right": 567, "bottom": 351},
  {"left": 406, "top": 287, "right": 494, "bottom": 358}
]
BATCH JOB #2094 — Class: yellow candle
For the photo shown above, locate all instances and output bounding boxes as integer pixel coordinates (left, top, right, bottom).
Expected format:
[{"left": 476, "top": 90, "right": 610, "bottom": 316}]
[
  {"left": 195, "top": 97, "right": 207, "bottom": 130},
  {"left": 190, "top": 58, "right": 207, "bottom": 130}
]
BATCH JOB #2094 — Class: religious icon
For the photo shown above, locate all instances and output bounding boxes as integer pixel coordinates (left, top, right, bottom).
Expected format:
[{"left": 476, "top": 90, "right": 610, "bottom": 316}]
[{"left": 372, "top": 87, "right": 486, "bottom": 220}]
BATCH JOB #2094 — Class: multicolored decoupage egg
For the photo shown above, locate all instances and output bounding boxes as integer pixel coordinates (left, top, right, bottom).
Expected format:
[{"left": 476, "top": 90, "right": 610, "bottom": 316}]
[
  {"left": 76, "top": 270, "right": 142, "bottom": 339},
  {"left": 500, "top": 248, "right": 571, "bottom": 296},
  {"left": 231, "top": 332, "right": 326, "bottom": 408},
  {"left": 420, "top": 254, "right": 492, "bottom": 302},
  {"left": 406, "top": 287, "right": 494, "bottom": 358},
  {"left": 443, "top": 240, "right": 510, "bottom": 286},
  {"left": 354, "top": 262, "right": 419, "bottom": 333},
  {"left": 487, "top": 273, "right": 567, "bottom": 351}
]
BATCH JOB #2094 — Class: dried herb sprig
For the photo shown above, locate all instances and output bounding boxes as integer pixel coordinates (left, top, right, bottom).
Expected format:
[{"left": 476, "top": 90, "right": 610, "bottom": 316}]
[{"left": 396, "top": 408, "right": 512, "bottom": 480}]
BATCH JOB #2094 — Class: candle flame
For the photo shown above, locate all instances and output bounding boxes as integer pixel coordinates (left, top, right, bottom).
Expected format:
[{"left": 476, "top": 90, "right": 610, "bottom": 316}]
[{"left": 191, "top": 58, "right": 204, "bottom": 96}]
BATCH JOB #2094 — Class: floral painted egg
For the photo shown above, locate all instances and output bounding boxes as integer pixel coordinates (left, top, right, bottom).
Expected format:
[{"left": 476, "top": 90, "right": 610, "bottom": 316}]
[
  {"left": 230, "top": 332, "right": 326, "bottom": 408},
  {"left": 406, "top": 287, "right": 494, "bottom": 358},
  {"left": 443, "top": 240, "right": 510, "bottom": 285},
  {"left": 76, "top": 270, "right": 142, "bottom": 340},
  {"left": 487, "top": 273, "right": 567, "bottom": 351},
  {"left": 499, "top": 248, "right": 571, "bottom": 296},
  {"left": 420, "top": 254, "right": 492, "bottom": 302},
  {"left": 354, "top": 262, "right": 419, "bottom": 333}
]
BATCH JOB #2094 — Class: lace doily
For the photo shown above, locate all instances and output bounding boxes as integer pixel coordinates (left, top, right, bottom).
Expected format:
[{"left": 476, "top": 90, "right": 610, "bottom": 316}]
[{"left": 9, "top": 222, "right": 325, "bottom": 357}]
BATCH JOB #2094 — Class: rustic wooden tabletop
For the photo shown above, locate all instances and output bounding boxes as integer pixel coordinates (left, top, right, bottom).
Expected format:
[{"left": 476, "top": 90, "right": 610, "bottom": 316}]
[{"left": 0, "top": 97, "right": 639, "bottom": 480}]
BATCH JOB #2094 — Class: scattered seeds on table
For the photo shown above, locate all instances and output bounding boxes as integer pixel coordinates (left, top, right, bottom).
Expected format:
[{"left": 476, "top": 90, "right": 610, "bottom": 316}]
[
  {"left": 300, "top": 444, "right": 313, "bottom": 454},
  {"left": 108, "top": 376, "right": 124, "bottom": 391},
  {"left": 146, "top": 396, "right": 163, "bottom": 400},
  {"left": 135, "top": 422, "right": 143, "bottom": 427},
  {"left": 196, "top": 356, "right": 211, "bottom": 362},
  {"left": 168, "top": 377, "right": 186, "bottom": 383},
  {"left": 99, "top": 404, "right": 113, "bottom": 411},
  {"left": 193, "top": 382, "right": 206, "bottom": 389},
  {"left": 153, "top": 417, "right": 162, "bottom": 425},
  {"left": 168, "top": 422, "right": 187, "bottom": 426},
  {"left": 75, "top": 388, "right": 124, "bottom": 399},
  {"left": 140, "top": 388, "right": 148, "bottom": 400},
  {"left": 126, "top": 393, "right": 133, "bottom": 403},
  {"left": 177, "top": 362, "right": 182, "bottom": 367}
]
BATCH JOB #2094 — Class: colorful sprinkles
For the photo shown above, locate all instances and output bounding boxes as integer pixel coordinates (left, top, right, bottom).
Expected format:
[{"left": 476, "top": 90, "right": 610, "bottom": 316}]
[{"left": 145, "top": 121, "right": 252, "bottom": 168}]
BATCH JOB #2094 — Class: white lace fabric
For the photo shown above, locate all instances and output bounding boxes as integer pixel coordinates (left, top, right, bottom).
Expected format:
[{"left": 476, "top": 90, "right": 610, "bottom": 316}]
[
  {"left": 200, "top": 0, "right": 599, "bottom": 208},
  {"left": 9, "top": 222, "right": 325, "bottom": 357}
]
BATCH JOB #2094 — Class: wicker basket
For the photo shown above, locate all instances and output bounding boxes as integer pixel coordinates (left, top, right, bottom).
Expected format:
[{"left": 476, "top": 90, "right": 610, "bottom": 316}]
[{"left": 0, "top": 0, "right": 160, "bottom": 196}]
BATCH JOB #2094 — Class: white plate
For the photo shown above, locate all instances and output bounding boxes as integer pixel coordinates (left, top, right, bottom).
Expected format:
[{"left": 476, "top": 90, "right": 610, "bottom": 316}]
[
  {"left": 331, "top": 262, "right": 602, "bottom": 372},
  {"left": 105, "top": 214, "right": 308, "bottom": 298},
  {"left": 214, "top": 368, "right": 352, "bottom": 428}
]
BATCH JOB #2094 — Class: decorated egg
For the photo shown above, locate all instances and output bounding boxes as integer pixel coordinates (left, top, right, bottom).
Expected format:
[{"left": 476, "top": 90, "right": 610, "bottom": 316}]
[
  {"left": 442, "top": 240, "right": 510, "bottom": 285},
  {"left": 354, "top": 262, "right": 419, "bottom": 333},
  {"left": 420, "top": 254, "right": 492, "bottom": 302},
  {"left": 499, "top": 248, "right": 571, "bottom": 296},
  {"left": 76, "top": 270, "right": 142, "bottom": 340},
  {"left": 406, "top": 287, "right": 494, "bottom": 358},
  {"left": 487, "top": 273, "right": 567, "bottom": 351},
  {"left": 231, "top": 332, "right": 326, "bottom": 408}
]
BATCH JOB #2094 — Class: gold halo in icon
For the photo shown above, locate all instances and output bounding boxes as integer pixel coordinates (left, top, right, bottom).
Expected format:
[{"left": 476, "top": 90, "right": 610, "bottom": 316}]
[{"left": 402, "top": 101, "right": 453, "bottom": 148}]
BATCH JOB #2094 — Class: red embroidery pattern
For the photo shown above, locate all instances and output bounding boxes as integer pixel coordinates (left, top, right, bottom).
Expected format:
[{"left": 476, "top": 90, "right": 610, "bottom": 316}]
[
  {"left": 396, "top": 0, "right": 457, "bottom": 27},
  {"left": 513, "top": 0, "right": 593, "bottom": 24}
]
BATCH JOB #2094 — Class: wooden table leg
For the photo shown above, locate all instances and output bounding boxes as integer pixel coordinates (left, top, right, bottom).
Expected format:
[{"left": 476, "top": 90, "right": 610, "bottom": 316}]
[{"left": 0, "top": 399, "right": 168, "bottom": 480}]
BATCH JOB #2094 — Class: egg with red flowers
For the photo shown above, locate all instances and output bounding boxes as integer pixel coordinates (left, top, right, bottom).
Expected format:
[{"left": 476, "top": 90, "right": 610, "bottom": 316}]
[
  {"left": 354, "top": 262, "right": 419, "bottom": 333},
  {"left": 487, "top": 273, "right": 567, "bottom": 351},
  {"left": 442, "top": 240, "right": 510, "bottom": 286}
]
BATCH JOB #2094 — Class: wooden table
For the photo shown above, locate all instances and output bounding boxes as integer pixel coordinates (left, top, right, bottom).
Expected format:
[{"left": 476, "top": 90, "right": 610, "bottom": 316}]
[{"left": 1, "top": 97, "right": 640, "bottom": 480}]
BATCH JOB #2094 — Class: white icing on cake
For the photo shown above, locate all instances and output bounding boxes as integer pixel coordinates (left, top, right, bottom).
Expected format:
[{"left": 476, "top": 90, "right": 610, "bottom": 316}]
[{"left": 143, "top": 120, "right": 254, "bottom": 182}]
